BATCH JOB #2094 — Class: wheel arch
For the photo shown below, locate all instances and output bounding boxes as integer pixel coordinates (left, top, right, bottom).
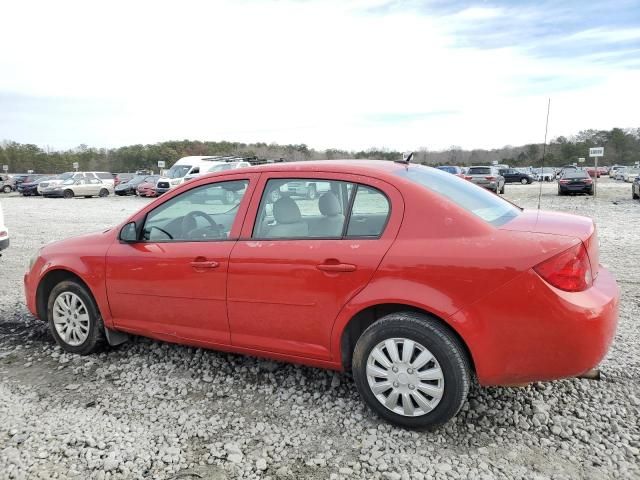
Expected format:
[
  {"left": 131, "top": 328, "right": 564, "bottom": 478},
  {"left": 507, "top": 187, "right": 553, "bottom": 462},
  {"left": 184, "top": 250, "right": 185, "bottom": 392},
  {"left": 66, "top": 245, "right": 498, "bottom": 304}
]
[
  {"left": 339, "top": 303, "right": 476, "bottom": 375},
  {"left": 36, "top": 269, "right": 100, "bottom": 322}
]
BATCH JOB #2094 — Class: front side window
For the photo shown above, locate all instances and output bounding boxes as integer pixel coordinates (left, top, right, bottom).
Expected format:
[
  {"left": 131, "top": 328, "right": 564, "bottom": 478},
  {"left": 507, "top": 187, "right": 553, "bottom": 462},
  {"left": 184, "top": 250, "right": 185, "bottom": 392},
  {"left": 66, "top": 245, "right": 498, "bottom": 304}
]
[{"left": 142, "top": 180, "right": 248, "bottom": 242}]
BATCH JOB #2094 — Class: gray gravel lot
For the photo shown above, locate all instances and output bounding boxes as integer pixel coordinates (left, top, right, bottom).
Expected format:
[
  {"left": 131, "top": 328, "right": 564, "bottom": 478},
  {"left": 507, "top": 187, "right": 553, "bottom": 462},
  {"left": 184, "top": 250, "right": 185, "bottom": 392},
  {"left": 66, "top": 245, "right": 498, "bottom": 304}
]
[{"left": 0, "top": 178, "right": 639, "bottom": 479}]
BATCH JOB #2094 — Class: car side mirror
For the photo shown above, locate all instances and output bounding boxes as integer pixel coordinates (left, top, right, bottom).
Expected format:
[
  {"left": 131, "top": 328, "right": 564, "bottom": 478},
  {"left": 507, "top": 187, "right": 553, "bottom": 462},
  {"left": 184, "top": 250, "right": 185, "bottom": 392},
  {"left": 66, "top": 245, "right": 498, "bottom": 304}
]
[{"left": 119, "top": 222, "right": 138, "bottom": 243}]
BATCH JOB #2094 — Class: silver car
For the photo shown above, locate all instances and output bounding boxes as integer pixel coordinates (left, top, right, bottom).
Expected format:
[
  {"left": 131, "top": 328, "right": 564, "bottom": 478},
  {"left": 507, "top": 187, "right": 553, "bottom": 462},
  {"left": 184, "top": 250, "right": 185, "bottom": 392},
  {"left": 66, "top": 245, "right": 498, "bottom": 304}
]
[
  {"left": 465, "top": 166, "right": 505, "bottom": 194},
  {"left": 42, "top": 178, "right": 113, "bottom": 198}
]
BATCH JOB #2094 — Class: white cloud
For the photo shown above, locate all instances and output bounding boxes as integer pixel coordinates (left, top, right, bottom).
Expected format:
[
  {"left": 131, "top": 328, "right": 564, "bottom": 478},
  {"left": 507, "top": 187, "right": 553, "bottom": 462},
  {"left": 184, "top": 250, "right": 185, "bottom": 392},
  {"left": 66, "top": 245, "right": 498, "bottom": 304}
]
[{"left": 0, "top": 0, "right": 638, "bottom": 151}]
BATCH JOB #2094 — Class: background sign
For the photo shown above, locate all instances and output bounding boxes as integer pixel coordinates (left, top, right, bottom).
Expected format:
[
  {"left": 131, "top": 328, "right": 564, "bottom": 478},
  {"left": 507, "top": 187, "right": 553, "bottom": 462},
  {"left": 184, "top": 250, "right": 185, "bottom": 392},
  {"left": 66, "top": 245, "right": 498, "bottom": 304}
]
[
  {"left": 158, "top": 160, "right": 166, "bottom": 168},
  {"left": 2, "top": 165, "right": 7, "bottom": 172},
  {"left": 491, "top": 160, "right": 498, "bottom": 165},
  {"left": 589, "top": 147, "right": 604, "bottom": 157},
  {"left": 72, "top": 162, "right": 79, "bottom": 170},
  {"left": 578, "top": 157, "right": 585, "bottom": 163},
  {"left": 27, "top": 169, "right": 34, "bottom": 174}
]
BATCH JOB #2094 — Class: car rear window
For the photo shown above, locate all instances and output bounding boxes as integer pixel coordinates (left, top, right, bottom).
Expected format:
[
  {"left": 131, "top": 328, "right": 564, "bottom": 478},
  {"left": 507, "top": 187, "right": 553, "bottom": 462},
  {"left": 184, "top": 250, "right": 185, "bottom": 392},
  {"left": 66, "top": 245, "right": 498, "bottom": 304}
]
[
  {"left": 396, "top": 165, "right": 521, "bottom": 226},
  {"left": 468, "top": 167, "right": 491, "bottom": 175},
  {"left": 563, "top": 171, "right": 589, "bottom": 179}
]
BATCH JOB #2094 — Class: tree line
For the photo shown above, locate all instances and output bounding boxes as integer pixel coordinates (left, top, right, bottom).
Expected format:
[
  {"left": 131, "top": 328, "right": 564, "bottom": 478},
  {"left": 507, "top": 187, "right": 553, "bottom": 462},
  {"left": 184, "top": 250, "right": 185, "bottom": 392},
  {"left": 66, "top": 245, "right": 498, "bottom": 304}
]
[{"left": 1, "top": 127, "right": 638, "bottom": 174}]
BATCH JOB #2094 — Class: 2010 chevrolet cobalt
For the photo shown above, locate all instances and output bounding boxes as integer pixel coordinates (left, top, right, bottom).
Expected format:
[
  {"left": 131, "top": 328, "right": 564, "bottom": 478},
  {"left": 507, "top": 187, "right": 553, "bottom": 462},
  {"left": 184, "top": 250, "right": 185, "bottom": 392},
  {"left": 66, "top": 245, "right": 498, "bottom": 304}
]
[{"left": 24, "top": 160, "right": 619, "bottom": 428}]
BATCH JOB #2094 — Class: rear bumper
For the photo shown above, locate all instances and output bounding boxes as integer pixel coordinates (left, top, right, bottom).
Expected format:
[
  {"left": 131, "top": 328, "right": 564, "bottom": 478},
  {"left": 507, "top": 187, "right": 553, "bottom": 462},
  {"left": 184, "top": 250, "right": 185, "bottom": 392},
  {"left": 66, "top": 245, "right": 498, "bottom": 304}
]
[
  {"left": 451, "top": 267, "right": 619, "bottom": 386},
  {"left": 559, "top": 185, "right": 592, "bottom": 193}
]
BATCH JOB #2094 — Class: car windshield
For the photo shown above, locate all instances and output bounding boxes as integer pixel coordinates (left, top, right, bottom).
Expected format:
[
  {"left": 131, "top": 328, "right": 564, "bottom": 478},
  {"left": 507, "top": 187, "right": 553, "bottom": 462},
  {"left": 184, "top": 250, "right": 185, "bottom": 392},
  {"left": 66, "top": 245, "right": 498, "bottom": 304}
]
[
  {"left": 396, "top": 165, "right": 521, "bottom": 226},
  {"left": 468, "top": 167, "right": 491, "bottom": 175},
  {"left": 166, "top": 165, "right": 191, "bottom": 179},
  {"left": 58, "top": 173, "right": 74, "bottom": 180},
  {"left": 62, "top": 179, "right": 75, "bottom": 185}
]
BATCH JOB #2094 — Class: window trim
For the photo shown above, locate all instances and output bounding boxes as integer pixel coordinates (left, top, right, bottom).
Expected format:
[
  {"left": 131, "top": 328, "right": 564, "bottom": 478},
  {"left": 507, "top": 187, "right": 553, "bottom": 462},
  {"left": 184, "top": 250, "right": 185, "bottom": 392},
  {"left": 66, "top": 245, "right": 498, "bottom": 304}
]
[
  {"left": 250, "top": 177, "right": 392, "bottom": 241},
  {"left": 138, "top": 179, "right": 250, "bottom": 244}
]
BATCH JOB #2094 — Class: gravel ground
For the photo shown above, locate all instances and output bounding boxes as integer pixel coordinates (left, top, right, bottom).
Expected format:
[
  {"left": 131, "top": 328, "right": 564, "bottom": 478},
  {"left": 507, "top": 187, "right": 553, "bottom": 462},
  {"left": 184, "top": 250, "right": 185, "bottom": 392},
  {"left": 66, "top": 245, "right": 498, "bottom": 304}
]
[{"left": 0, "top": 178, "right": 638, "bottom": 480}]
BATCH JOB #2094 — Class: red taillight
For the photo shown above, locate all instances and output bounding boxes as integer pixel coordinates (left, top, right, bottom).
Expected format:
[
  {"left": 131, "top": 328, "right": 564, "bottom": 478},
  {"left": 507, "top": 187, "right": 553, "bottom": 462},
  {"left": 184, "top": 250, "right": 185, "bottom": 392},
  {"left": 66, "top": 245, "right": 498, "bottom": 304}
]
[
  {"left": 534, "top": 243, "right": 593, "bottom": 292},
  {"left": 464, "top": 176, "right": 472, "bottom": 180},
  {"left": 585, "top": 178, "right": 593, "bottom": 184},
  {"left": 485, "top": 176, "right": 496, "bottom": 180}
]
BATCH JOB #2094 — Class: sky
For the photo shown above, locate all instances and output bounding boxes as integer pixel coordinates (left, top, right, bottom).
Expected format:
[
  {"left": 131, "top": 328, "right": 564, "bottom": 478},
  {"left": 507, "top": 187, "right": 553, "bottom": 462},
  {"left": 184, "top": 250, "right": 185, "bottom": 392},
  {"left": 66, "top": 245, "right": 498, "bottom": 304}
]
[{"left": 1, "top": 0, "right": 639, "bottom": 152}]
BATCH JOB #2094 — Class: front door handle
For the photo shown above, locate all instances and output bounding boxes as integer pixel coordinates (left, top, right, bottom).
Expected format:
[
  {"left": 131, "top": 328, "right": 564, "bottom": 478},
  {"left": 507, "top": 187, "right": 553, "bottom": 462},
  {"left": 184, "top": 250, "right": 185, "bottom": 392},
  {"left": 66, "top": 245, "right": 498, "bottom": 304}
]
[
  {"left": 190, "top": 258, "right": 219, "bottom": 269},
  {"left": 316, "top": 262, "right": 357, "bottom": 273}
]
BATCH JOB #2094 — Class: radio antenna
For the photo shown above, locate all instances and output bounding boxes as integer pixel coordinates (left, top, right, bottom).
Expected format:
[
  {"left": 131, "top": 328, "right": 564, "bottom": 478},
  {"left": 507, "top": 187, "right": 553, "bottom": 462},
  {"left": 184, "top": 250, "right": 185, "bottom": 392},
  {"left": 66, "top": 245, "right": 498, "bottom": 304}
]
[{"left": 537, "top": 98, "right": 551, "bottom": 211}]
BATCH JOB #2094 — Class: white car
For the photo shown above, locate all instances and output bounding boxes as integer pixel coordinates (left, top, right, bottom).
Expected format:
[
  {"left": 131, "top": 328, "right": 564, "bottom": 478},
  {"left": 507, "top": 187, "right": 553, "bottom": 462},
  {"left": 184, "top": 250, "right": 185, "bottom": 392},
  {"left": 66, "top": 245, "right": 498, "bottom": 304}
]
[
  {"left": 535, "top": 167, "right": 556, "bottom": 182},
  {"left": 623, "top": 169, "right": 640, "bottom": 182},
  {"left": 38, "top": 172, "right": 114, "bottom": 194},
  {"left": 613, "top": 168, "right": 627, "bottom": 181},
  {"left": 0, "top": 201, "right": 8, "bottom": 252}
]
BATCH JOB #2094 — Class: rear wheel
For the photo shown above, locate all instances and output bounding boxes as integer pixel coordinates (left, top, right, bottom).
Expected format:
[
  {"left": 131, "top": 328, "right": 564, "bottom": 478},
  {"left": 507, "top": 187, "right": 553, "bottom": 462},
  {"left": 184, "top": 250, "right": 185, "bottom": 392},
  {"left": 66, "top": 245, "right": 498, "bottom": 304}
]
[
  {"left": 63, "top": 189, "right": 74, "bottom": 199},
  {"left": 47, "top": 280, "right": 105, "bottom": 355},
  {"left": 2, "top": 185, "right": 11, "bottom": 193},
  {"left": 352, "top": 312, "right": 471, "bottom": 429},
  {"left": 633, "top": 189, "right": 639, "bottom": 199},
  {"left": 99, "top": 189, "right": 109, "bottom": 197},
  {"left": 499, "top": 184, "right": 505, "bottom": 194}
]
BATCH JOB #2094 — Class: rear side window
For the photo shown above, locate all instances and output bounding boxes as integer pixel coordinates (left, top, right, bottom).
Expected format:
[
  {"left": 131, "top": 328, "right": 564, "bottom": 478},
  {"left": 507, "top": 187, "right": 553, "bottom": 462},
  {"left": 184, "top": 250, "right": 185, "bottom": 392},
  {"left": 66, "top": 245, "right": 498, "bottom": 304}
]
[
  {"left": 346, "top": 186, "right": 390, "bottom": 237},
  {"left": 97, "top": 172, "right": 112, "bottom": 179},
  {"left": 396, "top": 165, "right": 520, "bottom": 226}
]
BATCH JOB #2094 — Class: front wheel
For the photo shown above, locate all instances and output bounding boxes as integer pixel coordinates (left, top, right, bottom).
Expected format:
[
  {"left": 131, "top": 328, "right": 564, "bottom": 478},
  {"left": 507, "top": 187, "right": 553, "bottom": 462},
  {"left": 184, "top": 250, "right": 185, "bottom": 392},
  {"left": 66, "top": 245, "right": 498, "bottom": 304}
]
[
  {"left": 47, "top": 280, "right": 106, "bottom": 355},
  {"left": 352, "top": 312, "right": 471, "bottom": 429},
  {"left": 99, "top": 189, "right": 109, "bottom": 197},
  {"left": 2, "top": 185, "right": 11, "bottom": 193},
  {"left": 63, "top": 189, "right": 74, "bottom": 199},
  {"left": 520, "top": 178, "right": 528, "bottom": 185}
]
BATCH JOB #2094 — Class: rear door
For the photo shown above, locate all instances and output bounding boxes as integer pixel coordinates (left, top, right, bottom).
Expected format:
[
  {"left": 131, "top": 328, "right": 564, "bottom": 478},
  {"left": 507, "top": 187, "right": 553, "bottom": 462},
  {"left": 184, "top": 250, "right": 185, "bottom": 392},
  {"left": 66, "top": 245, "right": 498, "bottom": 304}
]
[{"left": 227, "top": 173, "right": 403, "bottom": 360}]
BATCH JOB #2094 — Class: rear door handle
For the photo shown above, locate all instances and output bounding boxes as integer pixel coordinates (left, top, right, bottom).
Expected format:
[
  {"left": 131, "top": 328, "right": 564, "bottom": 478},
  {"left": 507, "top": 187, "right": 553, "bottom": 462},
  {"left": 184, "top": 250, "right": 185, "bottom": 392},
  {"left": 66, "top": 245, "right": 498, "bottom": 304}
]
[
  {"left": 316, "top": 263, "right": 357, "bottom": 273},
  {"left": 190, "top": 259, "right": 220, "bottom": 269}
]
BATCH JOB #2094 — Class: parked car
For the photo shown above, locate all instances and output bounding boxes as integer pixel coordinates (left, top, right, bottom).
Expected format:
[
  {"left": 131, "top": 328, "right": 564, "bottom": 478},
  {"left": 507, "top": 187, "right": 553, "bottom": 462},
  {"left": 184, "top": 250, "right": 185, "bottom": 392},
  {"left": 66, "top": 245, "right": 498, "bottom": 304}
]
[
  {"left": 38, "top": 172, "right": 113, "bottom": 194},
  {"left": 156, "top": 156, "right": 227, "bottom": 194},
  {"left": 558, "top": 170, "right": 593, "bottom": 195},
  {"left": 585, "top": 167, "right": 601, "bottom": 178},
  {"left": 597, "top": 166, "right": 608, "bottom": 176},
  {"left": 136, "top": 175, "right": 161, "bottom": 197},
  {"left": 115, "top": 175, "right": 150, "bottom": 196},
  {"left": 613, "top": 168, "right": 628, "bottom": 181},
  {"left": 436, "top": 166, "right": 465, "bottom": 177},
  {"left": 1, "top": 174, "right": 16, "bottom": 193},
  {"left": 42, "top": 178, "right": 113, "bottom": 198},
  {"left": 23, "top": 161, "right": 619, "bottom": 429},
  {"left": 465, "top": 166, "right": 505, "bottom": 193},
  {"left": 114, "top": 173, "right": 135, "bottom": 187},
  {"left": 0, "top": 200, "right": 8, "bottom": 252},
  {"left": 18, "top": 175, "right": 55, "bottom": 196},
  {"left": 609, "top": 165, "right": 624, "bottom": 177},
  {"left": 534, "top": 167, "right": 556, "bottom": 182},
  {"left": 622, "top": 168, "right": 640, "bottom": 183},
  {"left": 632, "top": 176, "right": 640, "bottom": 200},
  {"left": 499, "top": 168, "right": 534, "bottom": 184}
]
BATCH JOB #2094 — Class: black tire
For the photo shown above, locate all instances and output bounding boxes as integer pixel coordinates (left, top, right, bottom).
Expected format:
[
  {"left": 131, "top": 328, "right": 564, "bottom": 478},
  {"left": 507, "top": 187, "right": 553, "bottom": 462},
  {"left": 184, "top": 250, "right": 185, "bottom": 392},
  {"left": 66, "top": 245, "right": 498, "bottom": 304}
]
[
  {"left": 47, "top": 280, "right": 106, "bottom": 355},
  {"left": 99, "top": 189, "right": 109, "bottom": 197},
  {"left": 520, "top": 178, "right": 528, "bottom": 185},
  {"left": 2, "top": 185, "right": 11, "bottom": 193},
  {"left": 352, "top": 312, "right": 471, "bottom": 429},
  {"left": 499, "top": 184, "right": 505, "bottom": 194},
  {"left": 306, "top": 185, "right": 317, "bottom": 200},
  {"left": 63, "top": 189, "right": 74, "bottom": 199},
  {"left": 633, "top": 190, "right": 639, "bottom": 200}
]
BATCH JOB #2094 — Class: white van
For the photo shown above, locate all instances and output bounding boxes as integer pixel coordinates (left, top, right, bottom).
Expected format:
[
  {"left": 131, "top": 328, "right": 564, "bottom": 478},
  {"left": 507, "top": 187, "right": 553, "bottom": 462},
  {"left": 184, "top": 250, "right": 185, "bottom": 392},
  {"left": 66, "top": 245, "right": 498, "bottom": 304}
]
[
  {"left": 155, "top": 156, "right": 245, "bottom": 194},
  {"left": 0, "top": 201, "right": 8, "bottom": 252},
  {"left": 183, "top": 160, "right": 252, "bottom": 182}
]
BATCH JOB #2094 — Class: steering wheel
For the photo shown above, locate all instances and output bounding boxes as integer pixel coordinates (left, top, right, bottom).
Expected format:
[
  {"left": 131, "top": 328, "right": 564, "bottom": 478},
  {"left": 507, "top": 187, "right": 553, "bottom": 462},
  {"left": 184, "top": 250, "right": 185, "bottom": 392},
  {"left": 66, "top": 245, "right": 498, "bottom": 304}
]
[{"left": 181, "top": 210, "right": 219, "bottom": 239}]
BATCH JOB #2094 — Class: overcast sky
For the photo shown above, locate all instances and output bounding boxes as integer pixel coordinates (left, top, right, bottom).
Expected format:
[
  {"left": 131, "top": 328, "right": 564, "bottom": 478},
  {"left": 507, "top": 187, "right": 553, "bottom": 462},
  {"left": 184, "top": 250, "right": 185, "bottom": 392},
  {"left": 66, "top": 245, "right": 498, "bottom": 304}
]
[{"left": 1, "top": 0, "right": 639, "bottom": 152}]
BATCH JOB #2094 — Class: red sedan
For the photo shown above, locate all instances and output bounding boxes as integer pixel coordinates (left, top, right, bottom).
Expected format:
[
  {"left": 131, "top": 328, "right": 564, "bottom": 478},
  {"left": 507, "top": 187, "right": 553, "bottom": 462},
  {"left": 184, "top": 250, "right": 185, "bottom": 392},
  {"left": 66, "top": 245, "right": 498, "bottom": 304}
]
[
  {"left": 135, "top": 175, "right": 160, "bottom": 197},
  {"left": 23, "top": 161, "right": 618, "bottom": 428}
]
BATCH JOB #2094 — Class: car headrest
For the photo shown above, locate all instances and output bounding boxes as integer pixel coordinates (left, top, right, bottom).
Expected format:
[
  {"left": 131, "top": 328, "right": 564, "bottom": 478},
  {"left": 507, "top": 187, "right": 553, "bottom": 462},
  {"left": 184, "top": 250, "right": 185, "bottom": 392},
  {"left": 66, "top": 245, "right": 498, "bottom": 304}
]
[
  {"left": 318, "top": 192, "right": 341, "bottom": 217},
  {"left": 273, "top": 197, "right": 302, "bottom": 224}
]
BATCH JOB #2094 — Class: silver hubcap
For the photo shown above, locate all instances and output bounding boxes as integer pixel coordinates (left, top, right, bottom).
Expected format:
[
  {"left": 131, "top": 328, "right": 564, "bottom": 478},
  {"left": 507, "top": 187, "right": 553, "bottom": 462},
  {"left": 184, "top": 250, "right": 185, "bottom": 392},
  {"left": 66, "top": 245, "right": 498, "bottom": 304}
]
[
  {"left": 366, "top": 338, "right": 444, "bottom": 417},
  {"left": 52, "top": 292, "right": 90, "bottom": 346}
]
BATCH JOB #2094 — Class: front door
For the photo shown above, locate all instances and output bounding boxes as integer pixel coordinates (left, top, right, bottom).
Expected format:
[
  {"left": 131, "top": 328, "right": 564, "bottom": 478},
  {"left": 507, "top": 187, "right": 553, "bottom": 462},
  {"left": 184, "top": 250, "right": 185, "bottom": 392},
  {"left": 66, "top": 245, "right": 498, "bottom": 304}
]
[
  {"left": 227, "top": 174, "right": 403, "bottom": 360},
  {"left": 106, "top": 175, "right": 257, "bottom": 345}
]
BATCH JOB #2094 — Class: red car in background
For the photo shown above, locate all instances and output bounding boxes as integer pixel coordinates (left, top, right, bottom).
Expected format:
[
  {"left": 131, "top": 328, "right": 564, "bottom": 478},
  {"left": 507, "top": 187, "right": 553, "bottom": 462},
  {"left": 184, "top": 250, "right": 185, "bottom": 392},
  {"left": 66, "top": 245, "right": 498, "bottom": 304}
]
[
  {"left": 135, "top": 175, "right": 160, "bottom": 197},
  {"left": 23, "top": 161, "right": 619, "bottom": 429},
  {"left": 586, "top": 167, "right": 601, "bottom": 178}
]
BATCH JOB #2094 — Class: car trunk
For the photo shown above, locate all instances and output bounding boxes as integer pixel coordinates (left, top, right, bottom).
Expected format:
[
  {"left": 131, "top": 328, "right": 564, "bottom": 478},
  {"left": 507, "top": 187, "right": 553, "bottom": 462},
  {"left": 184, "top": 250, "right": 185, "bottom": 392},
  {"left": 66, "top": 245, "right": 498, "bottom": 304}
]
[{"left": 499, "top": 210, "right": 599, "bottom": 278}]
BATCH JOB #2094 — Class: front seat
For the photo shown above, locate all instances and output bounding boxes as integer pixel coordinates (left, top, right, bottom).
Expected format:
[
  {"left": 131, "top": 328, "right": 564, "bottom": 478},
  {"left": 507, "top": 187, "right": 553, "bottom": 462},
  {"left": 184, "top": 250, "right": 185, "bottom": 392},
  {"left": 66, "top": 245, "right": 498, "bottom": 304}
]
[
  {"left": 310, "top": 192, "right": 345, "bottom": 237},
  {"left": 264, "top": 197, "right": 309, "bottom": 238}
]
